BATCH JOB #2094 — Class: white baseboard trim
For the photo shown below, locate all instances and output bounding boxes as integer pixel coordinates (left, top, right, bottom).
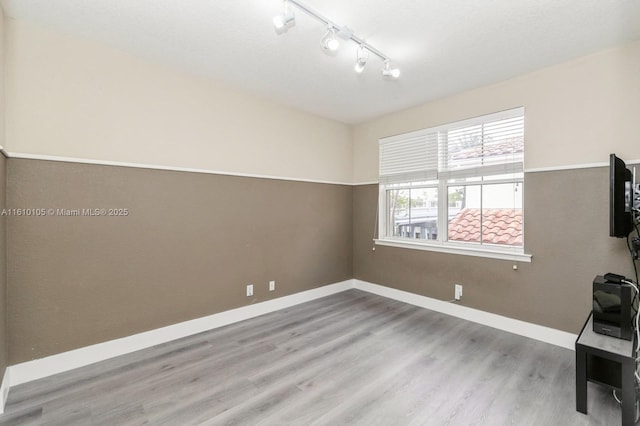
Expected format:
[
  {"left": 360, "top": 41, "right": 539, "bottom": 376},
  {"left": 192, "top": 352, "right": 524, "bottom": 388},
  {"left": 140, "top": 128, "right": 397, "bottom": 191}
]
[
  {"left": 353, "top": 280, "right": 577, "bottom": 350},
  {"left": 0, "top": 368, "right": 9, "bottom": 414},
  {"left": 7, "top": 280, "right": 353, "bottom": 388},
  {"left": 5, "top": 278, "right": 577, "bottom": 395}
]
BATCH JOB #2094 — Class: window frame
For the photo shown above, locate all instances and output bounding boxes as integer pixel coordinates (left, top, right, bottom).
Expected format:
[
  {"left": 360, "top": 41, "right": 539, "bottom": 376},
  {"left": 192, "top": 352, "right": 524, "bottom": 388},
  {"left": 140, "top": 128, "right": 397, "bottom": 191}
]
[{"left": 376, "top": 108, "right": 532, "bottom": 262}]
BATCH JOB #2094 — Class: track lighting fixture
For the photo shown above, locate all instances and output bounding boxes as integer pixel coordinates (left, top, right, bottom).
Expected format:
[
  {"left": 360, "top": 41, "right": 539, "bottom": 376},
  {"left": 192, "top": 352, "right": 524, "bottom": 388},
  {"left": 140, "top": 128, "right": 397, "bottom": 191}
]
[
  {"left": 382, "top": 60, "right": 400, "bottom": 79},
  {"left": 354, "top": 45, "right": 368, "bottom": 73},
  {"left": 272, "top": 0, "right": 400, "bottom": 80},
  {"left": 273, "top": 1, "right": 295, "bottom": 34},
  {"left": 320, "top": 27, "right": 339, "bottom": 54}
]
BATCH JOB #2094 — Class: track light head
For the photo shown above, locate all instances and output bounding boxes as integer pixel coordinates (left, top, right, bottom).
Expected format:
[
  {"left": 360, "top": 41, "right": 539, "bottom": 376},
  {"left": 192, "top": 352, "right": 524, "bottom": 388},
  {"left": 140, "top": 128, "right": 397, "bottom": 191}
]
[
  {"left": 273, "top": 2, "right": 295, "bottom": 34},
  {"left": 354, "top": 45, "right": 368, "bottom": 73},
  {"left": 320, "top": 27, "right": 339, "bottom": 54},
  {"left": 382, "top": 60, "right": 400, "bottom": 79}
]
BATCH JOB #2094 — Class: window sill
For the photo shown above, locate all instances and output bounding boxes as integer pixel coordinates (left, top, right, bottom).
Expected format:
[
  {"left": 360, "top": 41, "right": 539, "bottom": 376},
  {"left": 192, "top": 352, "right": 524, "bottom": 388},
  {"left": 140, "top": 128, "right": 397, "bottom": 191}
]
[{"left": 374, "top": 238, "right": 533, "bottom": 262}]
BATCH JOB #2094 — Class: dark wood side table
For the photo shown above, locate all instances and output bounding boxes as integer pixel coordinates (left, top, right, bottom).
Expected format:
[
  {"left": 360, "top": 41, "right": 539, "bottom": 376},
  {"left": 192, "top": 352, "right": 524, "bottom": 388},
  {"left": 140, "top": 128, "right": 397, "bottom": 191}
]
[{"left": 576, "top": 313, "right": 637, "bottom": 425}]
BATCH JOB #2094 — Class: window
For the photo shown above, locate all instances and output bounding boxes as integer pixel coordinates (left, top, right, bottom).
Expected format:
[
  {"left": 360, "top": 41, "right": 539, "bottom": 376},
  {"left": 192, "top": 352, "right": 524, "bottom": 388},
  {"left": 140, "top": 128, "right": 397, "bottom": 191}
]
[{"left": 377, "top": 107, "right": 530, "bottom": 261}]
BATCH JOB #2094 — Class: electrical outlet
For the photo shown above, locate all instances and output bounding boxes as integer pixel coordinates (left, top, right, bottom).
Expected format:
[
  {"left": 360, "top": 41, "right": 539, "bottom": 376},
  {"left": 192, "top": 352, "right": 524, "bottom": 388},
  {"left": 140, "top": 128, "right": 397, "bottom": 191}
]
[
  {"left": 246, "top": 284, "right": 254, "bottom": 297},
  {"left": 269, "top": 280, "right": 275, "bottom": 291},
  {"left": 454, "top": 284, "right": 463, "bottom": 301}
]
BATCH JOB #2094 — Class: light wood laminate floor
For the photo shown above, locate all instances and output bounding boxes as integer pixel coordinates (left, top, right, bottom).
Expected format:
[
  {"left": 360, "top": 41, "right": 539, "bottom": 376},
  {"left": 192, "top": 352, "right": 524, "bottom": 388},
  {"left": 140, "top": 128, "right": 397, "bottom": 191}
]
[{"left": 0, "top": 290, "right": 622, "bottom": 425}]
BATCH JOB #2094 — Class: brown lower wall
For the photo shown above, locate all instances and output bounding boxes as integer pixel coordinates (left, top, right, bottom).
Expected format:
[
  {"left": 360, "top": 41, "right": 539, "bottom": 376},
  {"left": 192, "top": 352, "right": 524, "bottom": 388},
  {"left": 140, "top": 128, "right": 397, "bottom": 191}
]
[
  {"left": 354, "top": 166, "right": 633, "bottom": 334},
  {"left": 7, "top": 159, "right": 353, "bottom": 363},
  {"left": 0, "top": 153, "right": 6, "bottom": 378},
  {"left": 6, "top": 159, "right": 633, "bottom": 363}
]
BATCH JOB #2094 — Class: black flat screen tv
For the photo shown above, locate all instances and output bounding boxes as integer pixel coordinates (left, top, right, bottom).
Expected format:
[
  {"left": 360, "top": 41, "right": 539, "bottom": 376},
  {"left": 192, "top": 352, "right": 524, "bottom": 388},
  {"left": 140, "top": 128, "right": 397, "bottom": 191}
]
[{"left": 610, "top": 153, "right": 633, "bottom": 238}]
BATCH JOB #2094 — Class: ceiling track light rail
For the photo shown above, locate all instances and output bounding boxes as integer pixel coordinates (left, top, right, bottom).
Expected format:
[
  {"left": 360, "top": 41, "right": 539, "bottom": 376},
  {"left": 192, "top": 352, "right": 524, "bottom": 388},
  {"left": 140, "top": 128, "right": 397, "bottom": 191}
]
[{"left": 273, "top": 0, "right": 400, "bottom": 79}]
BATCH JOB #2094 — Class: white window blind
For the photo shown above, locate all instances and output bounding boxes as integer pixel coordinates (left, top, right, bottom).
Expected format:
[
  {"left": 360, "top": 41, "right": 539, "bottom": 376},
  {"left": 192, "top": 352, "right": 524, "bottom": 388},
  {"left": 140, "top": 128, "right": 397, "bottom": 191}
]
[
  {"left": 379, "top": 108, "right": 524, "bottom": 182},
  {"left": 439, "top": 110, "right": 524, "bottom": 180},
  {"left": 379, "top": 131, "right": 438, "bottom": 184}
]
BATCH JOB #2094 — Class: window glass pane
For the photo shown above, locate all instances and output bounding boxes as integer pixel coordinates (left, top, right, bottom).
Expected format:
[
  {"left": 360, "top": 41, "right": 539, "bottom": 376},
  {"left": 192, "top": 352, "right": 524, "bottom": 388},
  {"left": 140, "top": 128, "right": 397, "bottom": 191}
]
[
  {"left": 481, "top": 183, "right": 523, "bottom": 247},
  {"left": 409, "top": 188, "right": 439, "bottom": 240},
  {"left": 388, "top": 189, "right": 409, "bottom": 237},
  {"left": 448, "top": 186, "right": 481, "bottom": 243},
  {"left": 387, "top": 188, "right": 438, "bottom": 240},
  {"left": 447, "top": 183, "right": 523, "bottom": 246}
]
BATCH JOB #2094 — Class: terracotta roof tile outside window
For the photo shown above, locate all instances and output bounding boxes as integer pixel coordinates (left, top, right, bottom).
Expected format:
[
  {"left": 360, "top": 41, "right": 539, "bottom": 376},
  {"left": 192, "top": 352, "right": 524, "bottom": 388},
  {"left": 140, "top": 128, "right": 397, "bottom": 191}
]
[{"left": 448, "top": 208, "right": 523, "bottom": 246}]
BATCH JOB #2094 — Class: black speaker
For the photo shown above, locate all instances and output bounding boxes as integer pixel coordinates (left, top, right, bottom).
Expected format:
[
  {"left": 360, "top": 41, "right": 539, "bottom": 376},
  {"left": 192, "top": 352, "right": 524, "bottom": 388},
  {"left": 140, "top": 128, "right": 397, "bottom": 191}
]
[{"left": 592, "top": 275, "right": 633, "bottom": 340}]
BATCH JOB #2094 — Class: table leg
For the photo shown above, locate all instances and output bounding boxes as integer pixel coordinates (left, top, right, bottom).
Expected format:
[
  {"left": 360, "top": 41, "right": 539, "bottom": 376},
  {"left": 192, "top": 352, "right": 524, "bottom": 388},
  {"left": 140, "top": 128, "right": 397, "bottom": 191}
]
[
  {"left": 621, "top": 358, "right": 635, "bottom": 426},
  {"left": 576, "top": 346, "right": 587, "bottom": 414}
]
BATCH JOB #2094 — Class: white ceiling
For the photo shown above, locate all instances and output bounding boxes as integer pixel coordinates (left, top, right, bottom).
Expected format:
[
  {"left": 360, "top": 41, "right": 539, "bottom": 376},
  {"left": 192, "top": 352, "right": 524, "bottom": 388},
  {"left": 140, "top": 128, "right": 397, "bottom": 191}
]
[{"left": 2, "top": 0, "right": 639, "bottom": 124}]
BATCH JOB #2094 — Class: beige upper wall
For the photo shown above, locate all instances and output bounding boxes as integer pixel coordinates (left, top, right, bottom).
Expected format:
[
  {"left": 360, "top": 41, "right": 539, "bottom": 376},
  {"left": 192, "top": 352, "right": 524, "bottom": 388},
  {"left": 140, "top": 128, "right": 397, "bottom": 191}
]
[
  {"left": 6, "top": 18, "right": 639, "bottom": 186},
  {"left": 353, "top": 40, "right": 640, "bottom": 183},
  {"left": 4, "top": 19, "right": 353, "bottom": 184}
]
